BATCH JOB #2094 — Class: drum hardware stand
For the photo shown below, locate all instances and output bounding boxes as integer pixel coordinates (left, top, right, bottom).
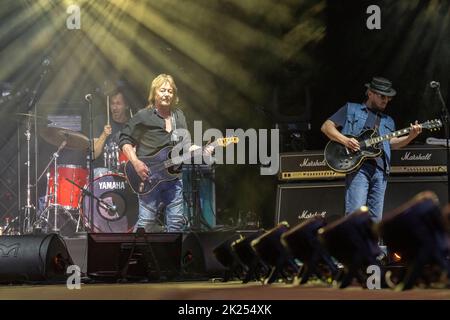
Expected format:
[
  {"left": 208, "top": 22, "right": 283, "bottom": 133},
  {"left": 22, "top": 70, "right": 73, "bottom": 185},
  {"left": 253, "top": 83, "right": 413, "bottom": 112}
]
[
  {"left": 22, "top": 116, "right": 35, "bottom": 234},
  {"left": 34, "top": 139, "right": 76, "bottom": 233},
  {"left": 86, "top": 93, "right": 95, "bottom": 232},
  {"left": 103, "top": 144, "right": 110, "bottom": 169},
  {"left": 30, "top": 58, "right": 51, "bottom": 233},
  {"left": 114, "top": 143, "right": 120, "bottom": 170}
]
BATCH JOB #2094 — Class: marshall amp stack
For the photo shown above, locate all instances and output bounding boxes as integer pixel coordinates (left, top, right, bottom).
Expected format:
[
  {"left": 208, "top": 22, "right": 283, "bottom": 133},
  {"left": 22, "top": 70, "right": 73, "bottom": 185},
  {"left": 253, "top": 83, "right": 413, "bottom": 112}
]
[
  {"left": 279, "top": 151, "right": 345, "bottom": 181},
  {"left": 276, "top": 145, "right": 448, "bottom": 227},
  {"left": 390, "top": 145, "right": 447, "bottom": 174}
]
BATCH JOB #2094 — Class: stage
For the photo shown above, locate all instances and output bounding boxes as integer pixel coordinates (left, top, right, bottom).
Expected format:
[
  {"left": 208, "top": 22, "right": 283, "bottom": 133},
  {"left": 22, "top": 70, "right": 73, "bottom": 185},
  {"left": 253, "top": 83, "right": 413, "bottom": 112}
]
[
  {"left": 1, "top": 281, "right": 449, "bottom": 300},
  {"left": 1, "top": 2, "right": 450, "bottom": 306}
]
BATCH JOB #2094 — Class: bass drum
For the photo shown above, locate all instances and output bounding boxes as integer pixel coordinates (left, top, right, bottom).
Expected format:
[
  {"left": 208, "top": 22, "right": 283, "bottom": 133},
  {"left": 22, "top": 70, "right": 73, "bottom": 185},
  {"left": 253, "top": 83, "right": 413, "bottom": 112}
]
[{"left": 80, "top": 173, "right": 138, "bottom": 233}]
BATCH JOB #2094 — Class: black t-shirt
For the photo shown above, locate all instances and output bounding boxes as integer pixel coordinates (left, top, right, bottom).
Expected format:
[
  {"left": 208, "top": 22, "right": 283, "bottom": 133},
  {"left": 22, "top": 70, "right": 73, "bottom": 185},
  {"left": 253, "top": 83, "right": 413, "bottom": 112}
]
[
  {"left": 118, "top": 107, "right": 190, "bottom": 156},
  {"left": 93, "top": 115, "right": 128, "bottom": 168}
]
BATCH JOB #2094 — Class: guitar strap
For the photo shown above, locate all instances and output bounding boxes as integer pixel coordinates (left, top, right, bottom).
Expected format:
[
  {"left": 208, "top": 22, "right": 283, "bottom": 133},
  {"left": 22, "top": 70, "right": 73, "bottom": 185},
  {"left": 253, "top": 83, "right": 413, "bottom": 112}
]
[
  {"left": 366, "top": 111, "right": 387, "bottom": 168},
  {"left": 374, "top": 113, "right": 381, "bottom": 131},
  {"left": 170, "top": 111, "right": 178, "bottom": 145},
  {"left": 364, "top": 109, "right": 381, "bottom": 133}
]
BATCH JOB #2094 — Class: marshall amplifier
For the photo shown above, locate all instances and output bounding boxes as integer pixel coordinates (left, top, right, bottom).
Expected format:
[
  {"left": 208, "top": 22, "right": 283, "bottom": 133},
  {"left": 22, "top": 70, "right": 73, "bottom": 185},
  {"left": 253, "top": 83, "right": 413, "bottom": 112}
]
[
  {"left": 276, "top": 176, "right": 448, "bottom": 227},
  {"left": 279, "top": 151, "right": 345, "bottom": 181},
  {"left": 276, "top": 182, "right": 346, "bottom": 226},
  {"left": 390, "top": 145, "right": 447, "bottom": 175}
]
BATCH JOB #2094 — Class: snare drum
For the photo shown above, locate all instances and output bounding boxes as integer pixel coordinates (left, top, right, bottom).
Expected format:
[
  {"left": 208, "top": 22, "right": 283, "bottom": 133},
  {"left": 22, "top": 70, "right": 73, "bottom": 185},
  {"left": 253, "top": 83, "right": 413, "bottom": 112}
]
[
  {"left": 80, "top": 173, "right": 138, "bottom": 233},
  {"left": 46, "top": 165, "right": 88, "bottom": 210}
]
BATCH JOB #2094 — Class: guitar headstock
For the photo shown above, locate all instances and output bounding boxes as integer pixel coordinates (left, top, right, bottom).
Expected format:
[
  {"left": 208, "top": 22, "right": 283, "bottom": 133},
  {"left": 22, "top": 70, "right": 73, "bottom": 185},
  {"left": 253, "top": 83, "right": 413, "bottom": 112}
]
[
  {"left": 421, "top": 119, "right": 442, "bottom": 131},
  {"left": 216, "top": 136, "right": 239, "bottom": 147}
]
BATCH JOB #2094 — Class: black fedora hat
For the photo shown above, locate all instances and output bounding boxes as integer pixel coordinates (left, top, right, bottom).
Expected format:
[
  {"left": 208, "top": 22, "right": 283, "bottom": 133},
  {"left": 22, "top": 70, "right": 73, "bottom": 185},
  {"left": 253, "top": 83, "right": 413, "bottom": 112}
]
[{"left": 365, "top": 77, "right": 396, "bottom": 97}]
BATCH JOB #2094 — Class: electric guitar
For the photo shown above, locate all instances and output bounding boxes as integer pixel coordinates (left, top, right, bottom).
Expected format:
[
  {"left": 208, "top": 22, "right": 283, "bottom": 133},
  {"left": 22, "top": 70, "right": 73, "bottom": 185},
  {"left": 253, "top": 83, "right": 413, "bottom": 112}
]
[
  {"left": 124, "top": 137, "right": 239, "bottom": 195},
  {"left": 324, "top": 119, "right": 442, "bottom": 174}
]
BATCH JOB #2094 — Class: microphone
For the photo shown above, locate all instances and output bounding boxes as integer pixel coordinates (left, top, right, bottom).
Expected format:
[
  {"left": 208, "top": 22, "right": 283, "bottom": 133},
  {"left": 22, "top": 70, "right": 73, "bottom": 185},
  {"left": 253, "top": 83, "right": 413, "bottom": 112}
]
[
  {"left": 430, "top": 81, "right": 440, "bottom": 88},
  {"left": 85, "top": 93, "right": 93, "bottom": 101}
]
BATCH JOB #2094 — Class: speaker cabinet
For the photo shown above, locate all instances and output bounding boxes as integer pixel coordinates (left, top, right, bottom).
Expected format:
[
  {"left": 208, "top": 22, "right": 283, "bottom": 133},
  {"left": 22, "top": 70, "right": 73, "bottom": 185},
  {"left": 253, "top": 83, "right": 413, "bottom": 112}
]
[
  {"left": 86, "top": 231, "right": 262, "bottom": 281},
  {"left": 276, "top": 176, "right": 448, "bottom": 227},
  {"left": 64, "top": 236, "right": 87, "bottom": 274},
  {"left": 181, "top": 230, "right": 261, "bottom": 278},
  {"left": 87, "top": 232, "right": 183, "bottom": 280},
  {"left": 276, "top": 181, "right": 345, "bottom": 227},
  {"left": 383, "top": 176, "right": 448, "bottom": 213},
  {"left": 0, "top": 233, "right": 73, "bottom": 283}
]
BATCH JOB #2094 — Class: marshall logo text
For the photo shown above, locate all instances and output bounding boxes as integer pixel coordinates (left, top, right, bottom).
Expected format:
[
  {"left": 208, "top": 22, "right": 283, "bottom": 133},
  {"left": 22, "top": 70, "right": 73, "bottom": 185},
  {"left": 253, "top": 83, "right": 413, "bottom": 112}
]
[
  {"left": 400, "top": 152, "right": 432, "bottom": 161},
  {"left": 298, "top": 158, "right": 326, "bottom": 168},
  {"left": 298, "top": 210, "right": 327, "bottom": 220}
]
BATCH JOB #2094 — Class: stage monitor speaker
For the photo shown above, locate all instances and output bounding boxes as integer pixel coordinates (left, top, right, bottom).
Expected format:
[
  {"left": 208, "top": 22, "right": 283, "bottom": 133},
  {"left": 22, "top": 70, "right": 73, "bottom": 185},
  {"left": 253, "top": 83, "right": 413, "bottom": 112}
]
[
  {"left": 0, "top": 233, "right": 73, "bottom": 283},
  {"left": 87, "top": 232, "right": 183, "bottom": 281},
  {"left": 181, "top": 230, "right": 260, "bottom": 278},
  {"left": 276, "top": 176, "right": 448, "bottom": 227},
  {"left": 63, "top": 236, "right": 87, "bottom": 274}
]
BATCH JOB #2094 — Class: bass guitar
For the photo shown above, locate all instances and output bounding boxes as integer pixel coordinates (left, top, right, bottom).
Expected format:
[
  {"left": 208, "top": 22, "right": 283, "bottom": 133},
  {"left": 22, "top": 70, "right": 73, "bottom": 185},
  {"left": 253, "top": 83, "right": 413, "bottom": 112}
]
[
  {"left": 324, "top": 119, "right": 442, "bottom": 173},
  {"left": 125, "top": 137, "right": 239, "bottom": 195}
]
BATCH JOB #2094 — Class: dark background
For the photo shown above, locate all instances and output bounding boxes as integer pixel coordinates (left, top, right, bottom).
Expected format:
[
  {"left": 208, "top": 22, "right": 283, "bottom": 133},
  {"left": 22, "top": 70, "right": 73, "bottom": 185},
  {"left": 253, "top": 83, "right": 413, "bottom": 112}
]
[{"left": 0, "top": 0, "right": 448, "bottom": 229}]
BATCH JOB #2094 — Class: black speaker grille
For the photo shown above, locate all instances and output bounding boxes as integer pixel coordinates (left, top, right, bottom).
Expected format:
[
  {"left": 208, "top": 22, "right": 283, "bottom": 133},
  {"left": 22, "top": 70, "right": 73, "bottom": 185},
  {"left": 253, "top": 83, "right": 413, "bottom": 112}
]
[{"left": 276, "top": 176, "right": 448, "bottom": 227}]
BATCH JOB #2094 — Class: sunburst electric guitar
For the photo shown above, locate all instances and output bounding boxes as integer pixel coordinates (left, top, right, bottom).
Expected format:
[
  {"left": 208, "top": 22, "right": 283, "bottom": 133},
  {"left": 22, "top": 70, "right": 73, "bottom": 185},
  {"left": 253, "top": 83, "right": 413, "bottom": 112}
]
[
  {"left": 324, "top": 119, "right": 442, "bottom": 174},
  {"left": 125, "top": 137, "right": 239, "bottom": 195}
]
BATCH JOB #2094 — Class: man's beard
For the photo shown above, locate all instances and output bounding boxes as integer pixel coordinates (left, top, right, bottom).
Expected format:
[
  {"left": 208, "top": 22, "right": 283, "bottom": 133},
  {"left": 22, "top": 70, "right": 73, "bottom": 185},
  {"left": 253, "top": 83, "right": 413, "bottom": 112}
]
[{"left": 367, "top": 101, "right": 385, "bottom": 112}]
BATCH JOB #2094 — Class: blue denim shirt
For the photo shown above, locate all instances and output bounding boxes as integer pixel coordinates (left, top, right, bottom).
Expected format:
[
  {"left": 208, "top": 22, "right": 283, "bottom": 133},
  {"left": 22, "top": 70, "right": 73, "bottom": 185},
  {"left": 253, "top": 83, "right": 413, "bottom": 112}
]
[{"left": 337, "top": 102, "right": 395, "bottom": 173}]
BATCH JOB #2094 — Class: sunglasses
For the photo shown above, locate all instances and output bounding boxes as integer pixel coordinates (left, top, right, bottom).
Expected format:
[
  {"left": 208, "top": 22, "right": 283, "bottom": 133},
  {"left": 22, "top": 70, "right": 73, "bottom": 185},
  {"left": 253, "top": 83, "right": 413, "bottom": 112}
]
[{"left": 374, "top": 92, "right": 393, "bottom": 101}]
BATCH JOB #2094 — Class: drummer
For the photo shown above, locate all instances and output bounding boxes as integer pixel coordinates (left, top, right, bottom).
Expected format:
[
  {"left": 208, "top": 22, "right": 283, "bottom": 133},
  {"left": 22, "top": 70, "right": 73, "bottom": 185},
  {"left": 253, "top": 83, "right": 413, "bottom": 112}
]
[{"left": 93, "top": 87, "right": 132, "bottom": 174}]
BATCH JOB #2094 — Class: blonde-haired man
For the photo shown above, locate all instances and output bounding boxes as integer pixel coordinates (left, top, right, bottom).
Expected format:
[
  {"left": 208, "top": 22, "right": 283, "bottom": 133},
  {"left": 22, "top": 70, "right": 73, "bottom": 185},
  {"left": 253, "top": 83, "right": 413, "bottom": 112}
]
[{"left": 119, "top": 74, "right": 209, "bottom": 232}]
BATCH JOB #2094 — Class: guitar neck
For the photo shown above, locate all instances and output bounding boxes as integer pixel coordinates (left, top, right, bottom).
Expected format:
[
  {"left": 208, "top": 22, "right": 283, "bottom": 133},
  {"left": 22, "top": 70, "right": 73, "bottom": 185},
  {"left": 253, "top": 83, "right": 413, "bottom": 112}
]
[
  {"left": 163, "top": 141, "right": 219, "bottom": 168},
  {"left": 365, "top": 127, "right": 412, "bottom": 146}
]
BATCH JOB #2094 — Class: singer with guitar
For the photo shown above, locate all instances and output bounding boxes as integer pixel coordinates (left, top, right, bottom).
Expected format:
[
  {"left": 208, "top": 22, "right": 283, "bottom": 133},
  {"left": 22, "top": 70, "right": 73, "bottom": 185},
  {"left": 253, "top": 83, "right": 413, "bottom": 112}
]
[
  {"left": 119, "top": 74, "right": 213, "bottom": 232},
  {"left": 321, "top": 77, "right": 422, "bottom": 223}
]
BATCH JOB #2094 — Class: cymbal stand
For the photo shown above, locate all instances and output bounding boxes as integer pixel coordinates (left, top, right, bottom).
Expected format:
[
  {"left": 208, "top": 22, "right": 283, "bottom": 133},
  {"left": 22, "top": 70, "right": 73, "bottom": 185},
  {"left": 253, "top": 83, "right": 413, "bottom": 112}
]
[
  {"left": 51, "top": 141, "right": 61, "bottom": 232},
  {"left": 34, "top": 139, "right": 72, "bottom": 233},
  {"left": 22, "top": 116, "right": 34, "bottom": 234}
]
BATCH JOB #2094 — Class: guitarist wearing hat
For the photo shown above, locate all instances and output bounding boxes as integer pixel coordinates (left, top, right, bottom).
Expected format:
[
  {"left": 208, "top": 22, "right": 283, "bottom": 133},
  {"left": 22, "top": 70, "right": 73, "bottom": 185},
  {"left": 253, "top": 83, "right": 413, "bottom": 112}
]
[
  {"left": 119, "top": 74, "right": 213, "bottom": 232},
  {"left": 321, "top": 77, "right": 422, "bottom": 222}
]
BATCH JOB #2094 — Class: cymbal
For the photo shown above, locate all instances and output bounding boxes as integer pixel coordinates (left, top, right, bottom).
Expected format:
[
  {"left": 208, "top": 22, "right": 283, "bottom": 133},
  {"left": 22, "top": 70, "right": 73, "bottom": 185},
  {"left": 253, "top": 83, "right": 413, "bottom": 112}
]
[
  {"left": 8, "top": 113, "right": 50, "bottom": 125},
  {"left": 40, "top": 126, "right": 89, "bottom": 150}
]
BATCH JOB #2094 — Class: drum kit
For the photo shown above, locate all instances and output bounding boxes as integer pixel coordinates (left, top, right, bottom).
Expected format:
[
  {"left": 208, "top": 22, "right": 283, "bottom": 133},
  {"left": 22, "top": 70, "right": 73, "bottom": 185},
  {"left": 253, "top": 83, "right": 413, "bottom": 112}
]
[{"left": 5, "top": 112, "right": 138, "bottom": 237}]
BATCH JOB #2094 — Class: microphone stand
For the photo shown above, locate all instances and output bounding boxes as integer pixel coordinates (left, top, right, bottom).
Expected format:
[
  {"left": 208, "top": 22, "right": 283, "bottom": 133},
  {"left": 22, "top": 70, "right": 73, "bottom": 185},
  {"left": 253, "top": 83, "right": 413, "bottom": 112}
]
[
  {"left": 435, "top": 85, "right": 450, "bottom": 203},
  {"left": 65, "top": 178, "right": 117, "bottom": 216},
  {"left": 26, "top": 60, "right": 50, "bottom": 234},
  {"left": 86, "top": 94, "right": 95, "bottom": 232}
]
